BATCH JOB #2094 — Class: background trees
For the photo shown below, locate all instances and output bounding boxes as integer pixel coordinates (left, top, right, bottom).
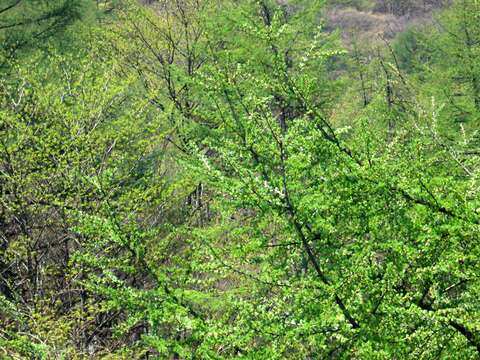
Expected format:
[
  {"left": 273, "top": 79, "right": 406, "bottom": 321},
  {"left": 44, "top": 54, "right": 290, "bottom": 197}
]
[
  {"left": 1, "top": 0, "right": 480, "bottom": 358},
  {"left": 0, "top": 0, "right": 90, "bottom": 64}
]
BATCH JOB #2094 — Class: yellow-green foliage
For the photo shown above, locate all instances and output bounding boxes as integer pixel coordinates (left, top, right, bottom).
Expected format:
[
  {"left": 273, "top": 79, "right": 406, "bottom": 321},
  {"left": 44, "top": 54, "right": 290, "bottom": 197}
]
[{"left": 1, "top": 1, "right": 480, "bottom": 359}]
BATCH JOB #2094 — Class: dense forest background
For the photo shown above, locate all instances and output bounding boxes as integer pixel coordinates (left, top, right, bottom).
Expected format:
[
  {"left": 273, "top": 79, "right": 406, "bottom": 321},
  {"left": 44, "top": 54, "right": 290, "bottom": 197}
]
[{"left": 1, "top": 0, "right": 480, "bottom": 358}]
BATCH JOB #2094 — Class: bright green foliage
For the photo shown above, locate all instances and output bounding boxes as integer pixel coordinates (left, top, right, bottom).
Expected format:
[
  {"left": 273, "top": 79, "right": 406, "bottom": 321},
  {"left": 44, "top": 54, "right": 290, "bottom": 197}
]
[
  {"left": 167, "top": 1, "right": 480, "bottom": 357},
  {"left": 2, "top": 0, "right": 480, "bottom": 359}
]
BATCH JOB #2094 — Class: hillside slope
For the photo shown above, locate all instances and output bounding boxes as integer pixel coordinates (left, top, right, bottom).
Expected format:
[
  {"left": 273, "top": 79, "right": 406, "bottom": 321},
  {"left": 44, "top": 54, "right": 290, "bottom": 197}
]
[{"left": 327, "top": 0, "right": 449, "bottom": 41}]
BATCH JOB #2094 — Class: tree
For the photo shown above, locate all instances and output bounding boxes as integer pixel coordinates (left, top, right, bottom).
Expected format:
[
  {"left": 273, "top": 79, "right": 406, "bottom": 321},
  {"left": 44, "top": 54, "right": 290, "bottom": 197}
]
[
  {"left": 0, "top": 0, "right": 94, "bottom": 63},
  {"left": 158, "top": 0, "right": 480, "bottom": 357},
  {"left": 2, "top": 0, "right": 480, "bottom": 358},
  {"left": 0, "top": 36, "right": 158, "bottom": 357},
  {"left": 414, "top": 0, "right": 480, "bottom": 125}
]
